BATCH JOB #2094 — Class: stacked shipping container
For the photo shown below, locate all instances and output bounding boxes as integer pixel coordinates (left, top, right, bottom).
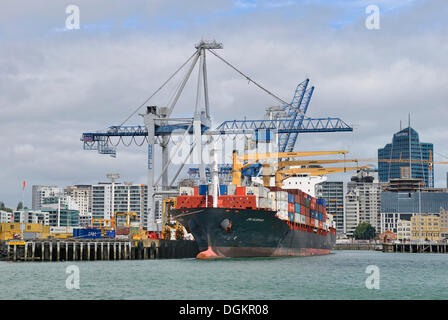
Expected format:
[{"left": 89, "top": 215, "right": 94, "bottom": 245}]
[{"left": 176, "top": 185, "right": 331, "bottom": 231}]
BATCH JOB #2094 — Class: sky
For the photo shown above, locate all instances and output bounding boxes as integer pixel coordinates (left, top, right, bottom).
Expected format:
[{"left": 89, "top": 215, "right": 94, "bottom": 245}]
[{"left": 1, "top": 0, "right": 447, "bottom": 208}]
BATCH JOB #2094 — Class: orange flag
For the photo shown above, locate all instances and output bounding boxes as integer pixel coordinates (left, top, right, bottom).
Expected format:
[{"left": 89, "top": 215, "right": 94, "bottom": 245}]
[{"left": 23, "top": 180, "right": 26, "bottom": 190}]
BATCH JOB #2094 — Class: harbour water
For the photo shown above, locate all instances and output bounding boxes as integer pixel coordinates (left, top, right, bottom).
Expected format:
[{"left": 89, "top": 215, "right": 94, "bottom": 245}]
[{"left": 1, "top": 250, "right": 447, "bottom": 300}]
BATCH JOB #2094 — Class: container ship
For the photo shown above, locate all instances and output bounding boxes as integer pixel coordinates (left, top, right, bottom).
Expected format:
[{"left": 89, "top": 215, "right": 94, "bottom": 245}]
[{"left": 171, "top": 184, "right": 336, "bottom": 259}]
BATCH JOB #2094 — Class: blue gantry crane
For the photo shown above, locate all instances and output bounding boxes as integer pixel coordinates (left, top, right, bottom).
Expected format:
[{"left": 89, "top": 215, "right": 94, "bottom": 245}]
[{"left": 81, "top": 40, "right": 353, "bottom": 231}]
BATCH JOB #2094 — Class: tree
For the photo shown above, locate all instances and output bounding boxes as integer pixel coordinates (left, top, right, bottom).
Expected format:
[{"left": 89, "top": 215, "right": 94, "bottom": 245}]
[
  {"left": 0, "top": 202, "right": 12, "bottom": 213},
  {"left": 17, "top": 201, "right": 23, "bottom": 210},
  {"left": 354, "top": 222, "right": 376, "bottom": 240}
]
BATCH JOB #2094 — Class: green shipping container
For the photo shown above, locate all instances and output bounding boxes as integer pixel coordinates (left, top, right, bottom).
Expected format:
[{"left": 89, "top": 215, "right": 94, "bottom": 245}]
[{"left": 305, "top": 198, "right": 310, "bottom": 208}]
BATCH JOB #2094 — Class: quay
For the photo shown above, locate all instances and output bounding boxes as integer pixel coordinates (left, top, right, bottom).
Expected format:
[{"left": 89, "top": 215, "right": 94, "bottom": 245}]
[
  {"left": 0, "top": 239, "right": 199, "bottom": 262},
  {"left": 383, "top": 243, "right": 448, "bottom": 254},
  {"left": 334, "top": 243, "right": 381, "bottom": 251}
]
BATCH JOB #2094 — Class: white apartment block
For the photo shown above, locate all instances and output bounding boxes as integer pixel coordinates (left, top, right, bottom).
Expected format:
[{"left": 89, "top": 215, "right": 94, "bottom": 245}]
[
  {"left": 345, "top": 176, "right": 381, "bottom": 235},
  {"left": 397, "top": 219, "right": 411, "bottom": 241},
  {"left": 65, "top": 185, "right": 92, "bottom": 216},
  {"left": 92, "top": 183, "right": 154, "bottom": 228},
  {"left": 0, "top": 210, "right": 13, "bottom": 223},
  {"left": 344, "top": 189, "right": 359, "bottom": 237},
  {"left": 32, "top": 185, "right": 63, "bottom": 210},
  {"left": 13, "top": 210, "right": 50, "bottom": 225}
]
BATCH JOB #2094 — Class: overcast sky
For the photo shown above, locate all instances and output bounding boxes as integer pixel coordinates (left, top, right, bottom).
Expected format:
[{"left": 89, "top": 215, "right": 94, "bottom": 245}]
[{"left": 1, "top": 0, "right": 447, "bottom": 208}]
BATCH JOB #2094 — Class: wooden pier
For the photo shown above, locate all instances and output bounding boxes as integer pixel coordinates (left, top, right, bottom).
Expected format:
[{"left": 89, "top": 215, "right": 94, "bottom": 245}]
[
  {"left": 334, "top": 243, "right": 382, "bottom": 251},
  {"left": 0, "top": 239, "right": 199, "bottom": 262},
  {"left": 383, "top": 243, "right": 448, "bottom": 254}
]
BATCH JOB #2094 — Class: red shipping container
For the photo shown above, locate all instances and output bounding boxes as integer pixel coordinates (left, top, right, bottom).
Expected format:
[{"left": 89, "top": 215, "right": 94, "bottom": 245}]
[
  {"left": 193, "top": 187, "right": 199, "bottom": 196},
  {"left": 236, "top": 187, "right": 246, "bottom": 195},
  {"left": 310, "top": 218, "right": 315, "bottom": 226},
  {"left": 305, "top": 216, "right": 310, "bottom": 225},
  {"left": 318, "top": 221, "right": 323, "bottom": 229},
  {"left": 288, "top": 203, "right": 294, "bottom": 212}
]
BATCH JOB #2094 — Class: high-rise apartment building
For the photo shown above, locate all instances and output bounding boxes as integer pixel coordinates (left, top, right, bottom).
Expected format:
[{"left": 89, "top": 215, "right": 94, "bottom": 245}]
[
  {"left": 378, "top": 126, "right": 434, "bottom": 187},
  {"left": 32, "top": 185, "right": 63, "bottom": 210},
  {"left": 345, "top": 171, "right": 381, "bottom": 236},
  {"left": 315, "top": 181, "right": 344, "bottom": 236},
  {"left": 344, "top": 189, "right": 359, "bottom": 237},
  {"left": 65, "top": 185, "right": 92, "bottom": 216},
  {"left": 92, "top": 183, "right": 153, "bottom": 228}
]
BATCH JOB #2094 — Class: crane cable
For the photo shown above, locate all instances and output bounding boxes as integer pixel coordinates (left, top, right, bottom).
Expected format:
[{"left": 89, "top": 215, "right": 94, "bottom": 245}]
[
  {"left": 119, "top": 51, "right": 198, "bottom": 127},
  {"left": 207, "top": 49, "right": 292, "bottom": 108}
]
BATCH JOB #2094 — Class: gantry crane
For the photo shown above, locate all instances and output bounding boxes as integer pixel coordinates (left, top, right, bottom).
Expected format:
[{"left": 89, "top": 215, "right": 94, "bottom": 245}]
[{"left": 81, "top": 40, "right": 354, "bottom": 232}]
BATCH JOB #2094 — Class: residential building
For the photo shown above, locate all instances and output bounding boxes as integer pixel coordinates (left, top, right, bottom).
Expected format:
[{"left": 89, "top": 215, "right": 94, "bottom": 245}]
[
  {"left": 92, "top": 183, "right": 151, "bottom": 228},
  {"left": 397, "top": 219, "right": 411, "bottom": 242},
  {"left": 32, "top": 185, "right": 63, "bottom": 210},
  {"left": 439, "top": 209, "right": 448, "bottom": 239},
  {"left": 0, "top": 210, "right": 13, "bottom": 223},
  {"left": 378, "top": 126, "right": 434, "bottom": 187},
  {"left": 65, "top": 185, "right": 92, "bottom": 216},
  {"left": 13, "top": 210, "right": 49, "bottom": 225},
  {"left": 344, "top": 171, "right": 381, "bottom": 236},
  {"left": 41, "top": 196, "right": 79, "bottom": 227},
  {"left": 344, "top": 189, "right": 359, "bottom": 237},
  {"left": 315, "top": 181, "right": 344, "bottom": 236},
  {"left": 411, "top": 215, "right": 440, "bottom": 241}
]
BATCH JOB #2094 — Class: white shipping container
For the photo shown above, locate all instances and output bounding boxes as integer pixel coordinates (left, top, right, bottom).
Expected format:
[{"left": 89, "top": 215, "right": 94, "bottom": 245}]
[
  {"left": 260, "top": 187, "right": 269, "bottom": 198},
  {"left": 277, "top": 201, "right": 288, "bottom": 211},
  {"left": 227, "top": 184, "right": 236, "bottom": 195},
  {"left": 50, "top": 226, "right": 68, "bottom": 234},
  {"left": 315, "top": 220, "right": 319, "bottom": 228},
  {"left": 246, "top": 186, "right": 259, "bottom": 196},
  {"left": 179, "top": 187, "right": 194, "bottom": 196},
  {"left": 258, "top": 198, "right": 270, "bottom": 209},
  {"left": 277, "top": 210, "right": 288, "bottom": 221},
  {"left": 301, "top": 215, "right": 306, "bottom": 224},
  {"left": 276, "top": 191, "right": 288, "bottom": 202},
  {"left": 268, "top": 192, "right": 276, "bottom": 200},
  {"left": 269, "top": 199, "right": 277, "bottom": 211}
]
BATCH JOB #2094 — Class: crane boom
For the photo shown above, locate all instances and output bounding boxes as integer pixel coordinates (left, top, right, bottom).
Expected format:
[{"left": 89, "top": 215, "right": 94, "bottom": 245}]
[{"left": 237, "top": 150, "right": 349, "bottom": 161}]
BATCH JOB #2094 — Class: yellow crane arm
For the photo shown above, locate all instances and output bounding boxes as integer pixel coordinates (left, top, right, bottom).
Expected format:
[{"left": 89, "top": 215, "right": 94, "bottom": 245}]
[
  {"left": 275, "top": 158, "right": 448, "bottom": 169},
  {"left": 238, "top": 150, "right": 348, "bottom": 161},
  {"left": 278, "top": 166, "right": 369, "bottom": 175}
]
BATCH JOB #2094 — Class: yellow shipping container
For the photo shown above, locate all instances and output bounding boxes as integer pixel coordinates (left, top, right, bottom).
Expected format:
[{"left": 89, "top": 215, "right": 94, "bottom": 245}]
[{"left": 24, "top": 223, "right": 44, "bottom": 233}]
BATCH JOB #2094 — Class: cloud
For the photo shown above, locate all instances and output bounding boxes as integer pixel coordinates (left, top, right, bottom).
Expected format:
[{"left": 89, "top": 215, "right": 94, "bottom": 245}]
[{"left": 0, "top": 0, "right": 447, "bottom": 207}]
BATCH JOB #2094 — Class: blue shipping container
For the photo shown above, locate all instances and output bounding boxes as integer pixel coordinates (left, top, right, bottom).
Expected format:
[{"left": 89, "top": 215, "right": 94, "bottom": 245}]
[
  {"left": 294, "top": 203, "right": 301, "bottom": 213},
  {"left": 219, "top": 184, "right": 228, "bottom": 195},
  {"left": 288, "top": 193, "right": 295, "bottom": 203},
  {"left": 318, "top": 213, "right": 323, "bottom": 221},
  {"left": 105, "top": 230, "right": 115, "bottom": 238},
  {"left": 73, "top": 228, "right": 102, "bottom": 239},
  {"left": 199, "top": 185, "right": 208, "bottom": 195},
  {"left": 288, "top": 212, "right": 294, "bottom": 222}
]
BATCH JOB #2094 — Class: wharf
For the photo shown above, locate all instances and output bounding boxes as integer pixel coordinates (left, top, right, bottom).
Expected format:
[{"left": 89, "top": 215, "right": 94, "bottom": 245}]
[
  {"left": 0, "top": 239, "right": 199, "bottom": 262},
  {"left": 383, "top": 243, "right": 448, "bottom": 254},
  {"left": 334, "top": 243, "right": 381, "bottom": 251}
]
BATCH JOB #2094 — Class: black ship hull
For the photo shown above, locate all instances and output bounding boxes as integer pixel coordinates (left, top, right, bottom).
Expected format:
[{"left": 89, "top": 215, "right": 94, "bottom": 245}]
[{"left": 172, "top": 207, "right": 336, "bottom": 259}]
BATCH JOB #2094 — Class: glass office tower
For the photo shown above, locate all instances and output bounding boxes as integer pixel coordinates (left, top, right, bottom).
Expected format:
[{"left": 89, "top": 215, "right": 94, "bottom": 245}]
[{"left": 378, "top": 127, "right": 433, "bottom": 187}]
